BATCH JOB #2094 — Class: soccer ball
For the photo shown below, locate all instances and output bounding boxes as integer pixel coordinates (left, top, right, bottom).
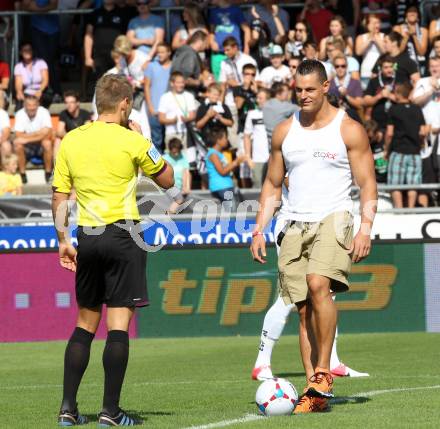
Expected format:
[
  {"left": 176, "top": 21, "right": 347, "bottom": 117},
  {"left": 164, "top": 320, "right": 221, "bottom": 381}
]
[{"left": 255, "top": 378, "right": 298, "bottom": 416}]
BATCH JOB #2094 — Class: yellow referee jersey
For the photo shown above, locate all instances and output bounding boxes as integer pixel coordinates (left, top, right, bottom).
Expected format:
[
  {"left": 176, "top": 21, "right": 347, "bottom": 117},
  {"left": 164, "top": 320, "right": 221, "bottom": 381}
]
[{"left": 53, "top": 121, "right": 166, "bottom": 226}]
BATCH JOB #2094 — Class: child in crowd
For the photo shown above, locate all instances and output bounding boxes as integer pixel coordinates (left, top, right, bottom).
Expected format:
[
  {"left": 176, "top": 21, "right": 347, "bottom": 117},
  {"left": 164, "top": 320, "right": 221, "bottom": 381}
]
[
  {"left": 365, "top": 119, "right": 387, "bottom": 183},
  {"left": 205, "top": 127, "right": 248, "bottom": 205},
  {"left": 196, "top": 83, "right": 233, "bottom": 143},
  {"left": 163, "top": 138, "right": 191, "bottom": 214},
  {"left": 0, "top": 154, "right": 23, "bottom": 196}
]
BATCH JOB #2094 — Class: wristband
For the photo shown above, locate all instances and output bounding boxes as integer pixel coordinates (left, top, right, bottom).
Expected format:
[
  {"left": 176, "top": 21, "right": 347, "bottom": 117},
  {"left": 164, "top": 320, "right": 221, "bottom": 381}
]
[{"left": 252, "top": 231, "right": 264, "bottom": 237}]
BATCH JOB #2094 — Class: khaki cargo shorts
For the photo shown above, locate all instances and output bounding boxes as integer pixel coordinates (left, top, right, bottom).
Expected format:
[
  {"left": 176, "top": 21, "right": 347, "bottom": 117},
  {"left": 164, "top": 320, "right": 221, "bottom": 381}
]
[{"left": 277, "top": 211, "right": 354, "bottom": 305}]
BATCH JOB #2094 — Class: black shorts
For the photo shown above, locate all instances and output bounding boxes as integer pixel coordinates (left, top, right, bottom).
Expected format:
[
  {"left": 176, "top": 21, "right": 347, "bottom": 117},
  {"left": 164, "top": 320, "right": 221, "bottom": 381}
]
[{"left": 76, "top": 221, "right": 148, "bottom": 308}]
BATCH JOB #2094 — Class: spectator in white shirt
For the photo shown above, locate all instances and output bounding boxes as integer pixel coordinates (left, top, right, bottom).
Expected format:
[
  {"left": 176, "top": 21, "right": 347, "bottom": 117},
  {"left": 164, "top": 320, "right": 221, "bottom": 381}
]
[
  {"left": 258, "top": 44, "right": 292, "bottom": 89},
  {"left": 158, "top": 71, "right": 197, "bottom": 152},
  {"left": 219, "top": 36, "right": 258, "bottom": 148},
  {"left": 0, "top": 90, "right": 11, "bottom": 160},
  {"left": 219, "top": 36, "right": 258, "bottom": 107},
  {"left": 244, "top": 88, "right": 270, "bottom": 187},
  {"left": 13, "top": 95, "right": 53, "bottom": 183}
]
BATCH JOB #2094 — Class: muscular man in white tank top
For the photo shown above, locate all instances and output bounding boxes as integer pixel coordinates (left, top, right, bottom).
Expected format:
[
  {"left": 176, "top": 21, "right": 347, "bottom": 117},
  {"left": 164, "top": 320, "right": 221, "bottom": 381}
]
[{"left": 250, "top": 60, "right": 377, "bottom": 413}]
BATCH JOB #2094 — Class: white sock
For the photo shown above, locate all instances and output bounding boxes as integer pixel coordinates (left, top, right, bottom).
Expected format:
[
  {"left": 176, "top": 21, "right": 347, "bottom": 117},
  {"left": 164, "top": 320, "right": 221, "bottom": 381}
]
[
  {"left": 330, "top": 295, "right": 341, "bottom": 369},
  {"left": 255, "top": 296, "right": 294, "bottom": 368},
  {"left": 330, "top": 319, "right": 341, "bottom": 369}
]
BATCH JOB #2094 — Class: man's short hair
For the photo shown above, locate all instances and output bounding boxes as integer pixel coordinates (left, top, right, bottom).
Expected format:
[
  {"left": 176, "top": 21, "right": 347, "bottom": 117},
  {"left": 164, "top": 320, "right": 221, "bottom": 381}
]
[
  {"left": 296, "top": 59, "right": 328, "bottom": 84},
  {"left": 207, "top": 126, "right": 227, "bottom": 147},
  {"left": 113, "top": 35, "right": 132, "bottom": 56},
  {"left": 2, "top": 153, "right": 18, "bottom": 169},
  {"left": 157, "top": 41, "right": 171, "bottom": 51},
  {"left": 271, "top": 82, "right": 289, "bottom": 97},
  {"left": 243, "top": 63, "right": 257, "bottom": 73},
  {"left": 327, "top": 37, "right": 346, "bottom": 52},
  {"left": 168, "top": 138, "right": 183, "bottom": 151},
  {"left": 24, "top": 94, "right": 39, "bottom": 102},
  {"left": 170, "top": 71, "right": 184, "bottom": 82},
  {"left": 187, "top": 30, "right": 208, "bottom": 45},
  {"left": 387, "top": 31, "right": 403, "bottom": 47},
  {"left": 95, "top": 74, "right": 133, "bottom": 115},
  {"left": 332, "top": 53, "right": 347, "bottom": 65},
  {"left": 395, "top": 81, "right": 412, "bottom": 98},
  {"left": 63, "top": 90, "right": 80, "bottom": 101},
  {"left": 303, "top": 41, "right": 318, "bottom": 51},
  {"left": 208, "top": 82, "right": 222, "bottom": 93},
  {"left": 380, "top": 54, "right": 395, "bottom": 67},
  {"left": 257, "top": 88, "right": 271, "bottom": 98},
  {"left": 432, "top": 35, "right": 440, "bottom": 46},
  {"left": 222, "top": 36, "right": 238, "bottom": 49}
]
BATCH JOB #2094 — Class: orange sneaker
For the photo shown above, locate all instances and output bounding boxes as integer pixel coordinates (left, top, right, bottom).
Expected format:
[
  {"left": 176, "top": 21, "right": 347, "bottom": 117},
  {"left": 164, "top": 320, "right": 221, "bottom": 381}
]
[
  {"left": 306, "top": 367, "right": 334, "bottom": 398},
  {"left": 294, "top": 393, "right": 329, "bottom": 414}
]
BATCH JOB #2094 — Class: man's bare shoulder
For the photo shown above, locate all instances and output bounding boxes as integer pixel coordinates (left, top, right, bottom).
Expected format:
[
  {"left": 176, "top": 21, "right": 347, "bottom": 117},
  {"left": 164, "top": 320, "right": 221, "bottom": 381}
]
[
  {"left": 271, "top": 116, "right": 294, "bottom": 150},
  {"left": 340, "top": 114, "right": 368, "bottom": 149}
]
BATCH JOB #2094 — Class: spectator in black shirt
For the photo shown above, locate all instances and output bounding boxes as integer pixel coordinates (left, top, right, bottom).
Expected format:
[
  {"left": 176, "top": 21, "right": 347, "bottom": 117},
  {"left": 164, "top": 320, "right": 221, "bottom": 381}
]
[
  {"left": 232, "top": 63, "right": 258, "bottom": 135},
  {"left": 195, "top": 83, "right": 233, "bottom": 143},
  {"left": 84, "top": 0, "right": 125, "bottom": 80},
  {"left": 385, "top": 81, "right": 427, "bottom": 208},
  {"left": 364, "top": 55, "right": 397, "bottom": 132},
  {"left": 55, "top": 91, "right": 91, "bottom": 157},
  {"left": 170, "top": 31, "right": 208, "bottom": 98},
  {"left": 372, "top": 31, "right": 420, "bottom": 86}
]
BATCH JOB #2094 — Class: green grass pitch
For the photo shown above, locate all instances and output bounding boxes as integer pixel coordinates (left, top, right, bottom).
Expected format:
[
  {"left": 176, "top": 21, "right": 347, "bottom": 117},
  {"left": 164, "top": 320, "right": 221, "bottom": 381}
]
[{"left": 1, "top": 333, "right": 439, "bottom": 428}]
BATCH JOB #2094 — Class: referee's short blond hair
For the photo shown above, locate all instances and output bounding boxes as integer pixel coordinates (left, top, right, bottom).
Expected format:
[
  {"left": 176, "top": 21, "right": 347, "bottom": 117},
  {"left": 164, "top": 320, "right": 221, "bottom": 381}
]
[{"left": 95, "top": 74, "right": 133, "bottom": 115}]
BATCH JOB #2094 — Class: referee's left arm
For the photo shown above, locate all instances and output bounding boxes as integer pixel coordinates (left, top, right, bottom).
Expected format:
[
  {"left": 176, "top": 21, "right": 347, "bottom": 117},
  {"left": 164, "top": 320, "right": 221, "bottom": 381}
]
[{"left": 137, "top": 140, "right": 175, "bottom": 189}]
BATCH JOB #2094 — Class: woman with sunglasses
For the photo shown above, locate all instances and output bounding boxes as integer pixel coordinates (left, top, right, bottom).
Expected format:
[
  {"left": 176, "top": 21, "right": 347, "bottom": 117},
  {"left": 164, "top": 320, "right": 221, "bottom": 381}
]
[
  {"left": 319, "top": 15, "right": 353, "bottom": 61},
  {"left": 285, "top": 20, "right": 314, "bottom": 60}
]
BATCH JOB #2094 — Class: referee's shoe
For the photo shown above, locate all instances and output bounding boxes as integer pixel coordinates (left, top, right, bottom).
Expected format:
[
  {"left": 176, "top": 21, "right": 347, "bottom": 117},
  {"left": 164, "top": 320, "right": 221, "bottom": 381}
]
[
  {"left": 98, "top": 409, "right": 142, "bottom": 426},
  {"left": 58, "top": 408, "right": 88, "bottom": 426}
]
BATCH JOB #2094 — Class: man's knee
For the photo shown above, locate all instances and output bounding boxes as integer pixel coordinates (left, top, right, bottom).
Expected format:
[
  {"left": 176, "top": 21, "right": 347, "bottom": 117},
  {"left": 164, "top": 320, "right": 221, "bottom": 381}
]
[
  {"left": 307, "top": 275, "right": 331, "bottom": 297},
  {"left": 42, "top": 138, "right": 53, "bottom": 151},
  {"left": 13, "top": 139, "right": 24, "bottom": 151},
  {"left": 107, "top": 307, "right": 135, "bottom": 332}
]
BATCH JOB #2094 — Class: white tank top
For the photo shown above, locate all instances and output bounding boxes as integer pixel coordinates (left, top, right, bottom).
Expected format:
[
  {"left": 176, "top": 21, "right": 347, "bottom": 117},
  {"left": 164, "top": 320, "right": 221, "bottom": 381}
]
[{"left": 281, "top": 109, "right": 353, "bottom": 222}]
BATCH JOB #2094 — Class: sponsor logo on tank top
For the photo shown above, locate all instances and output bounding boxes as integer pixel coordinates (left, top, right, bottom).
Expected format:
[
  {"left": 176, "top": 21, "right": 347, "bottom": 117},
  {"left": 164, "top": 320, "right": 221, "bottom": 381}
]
[{"left": 313, "top": 151, "right": 337, "bottom": 160}]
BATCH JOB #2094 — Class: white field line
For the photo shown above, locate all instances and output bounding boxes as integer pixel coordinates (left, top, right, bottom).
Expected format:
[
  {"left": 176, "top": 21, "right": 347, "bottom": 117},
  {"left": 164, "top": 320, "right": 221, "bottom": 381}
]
[
  {"left": 183, "top": 385, "right": 440, "bottom": 429},
  {"left": 0, "top": 379, "right": 244, "bottom": 391}
]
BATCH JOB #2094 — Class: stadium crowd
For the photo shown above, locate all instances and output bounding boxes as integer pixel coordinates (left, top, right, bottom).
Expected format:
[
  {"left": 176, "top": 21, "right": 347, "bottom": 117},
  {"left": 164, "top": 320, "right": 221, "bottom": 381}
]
[{"left": 0, "top": 0, "right": 440, "bottom": 208}]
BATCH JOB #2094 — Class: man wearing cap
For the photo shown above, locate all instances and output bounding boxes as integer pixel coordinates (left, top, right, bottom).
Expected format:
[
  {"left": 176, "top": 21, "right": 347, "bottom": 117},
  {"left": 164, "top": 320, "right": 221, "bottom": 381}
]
[{"left": 258, "top": 44, "right": 292, "bottom": 89}]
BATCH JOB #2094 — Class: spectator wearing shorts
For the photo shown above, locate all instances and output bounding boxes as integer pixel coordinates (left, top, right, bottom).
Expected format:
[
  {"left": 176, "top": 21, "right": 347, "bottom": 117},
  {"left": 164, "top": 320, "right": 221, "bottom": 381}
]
[
  {"left": 158, "top": 71, "right": 197, "bottom": 152},
  {"left": 0, "top": 153, "right": 22, "bottom": 196},
  {"left": 243, "top": 88, "right": 270, "bottom": 188},
  {"left": 13, "top": 95, "right": 53, "bottom": 184},
  {"left": 385, "top": 82, "right": 427, "bottom": 208}
]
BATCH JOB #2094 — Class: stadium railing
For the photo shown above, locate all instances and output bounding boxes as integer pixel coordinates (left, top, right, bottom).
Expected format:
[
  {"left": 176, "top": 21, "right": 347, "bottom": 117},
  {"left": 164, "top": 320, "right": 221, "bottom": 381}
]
[{"left": 1, "top": 184, "right": 440, "bottom": 225}]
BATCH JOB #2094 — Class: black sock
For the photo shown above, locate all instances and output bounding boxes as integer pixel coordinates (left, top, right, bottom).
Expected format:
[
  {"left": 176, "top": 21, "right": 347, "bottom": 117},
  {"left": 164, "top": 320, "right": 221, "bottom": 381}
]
[
  {"left": 102, "top": 330, "right": 129, "bottom": 416},
  {"left": 61, "top": 327, "right": 95, "bottom": 412}
]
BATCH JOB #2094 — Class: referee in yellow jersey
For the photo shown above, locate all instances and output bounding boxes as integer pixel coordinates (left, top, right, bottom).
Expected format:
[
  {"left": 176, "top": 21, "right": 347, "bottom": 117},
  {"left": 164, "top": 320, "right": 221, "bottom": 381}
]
[{"left": 52, "top": 74, "right": 174, "bottom": 427}]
